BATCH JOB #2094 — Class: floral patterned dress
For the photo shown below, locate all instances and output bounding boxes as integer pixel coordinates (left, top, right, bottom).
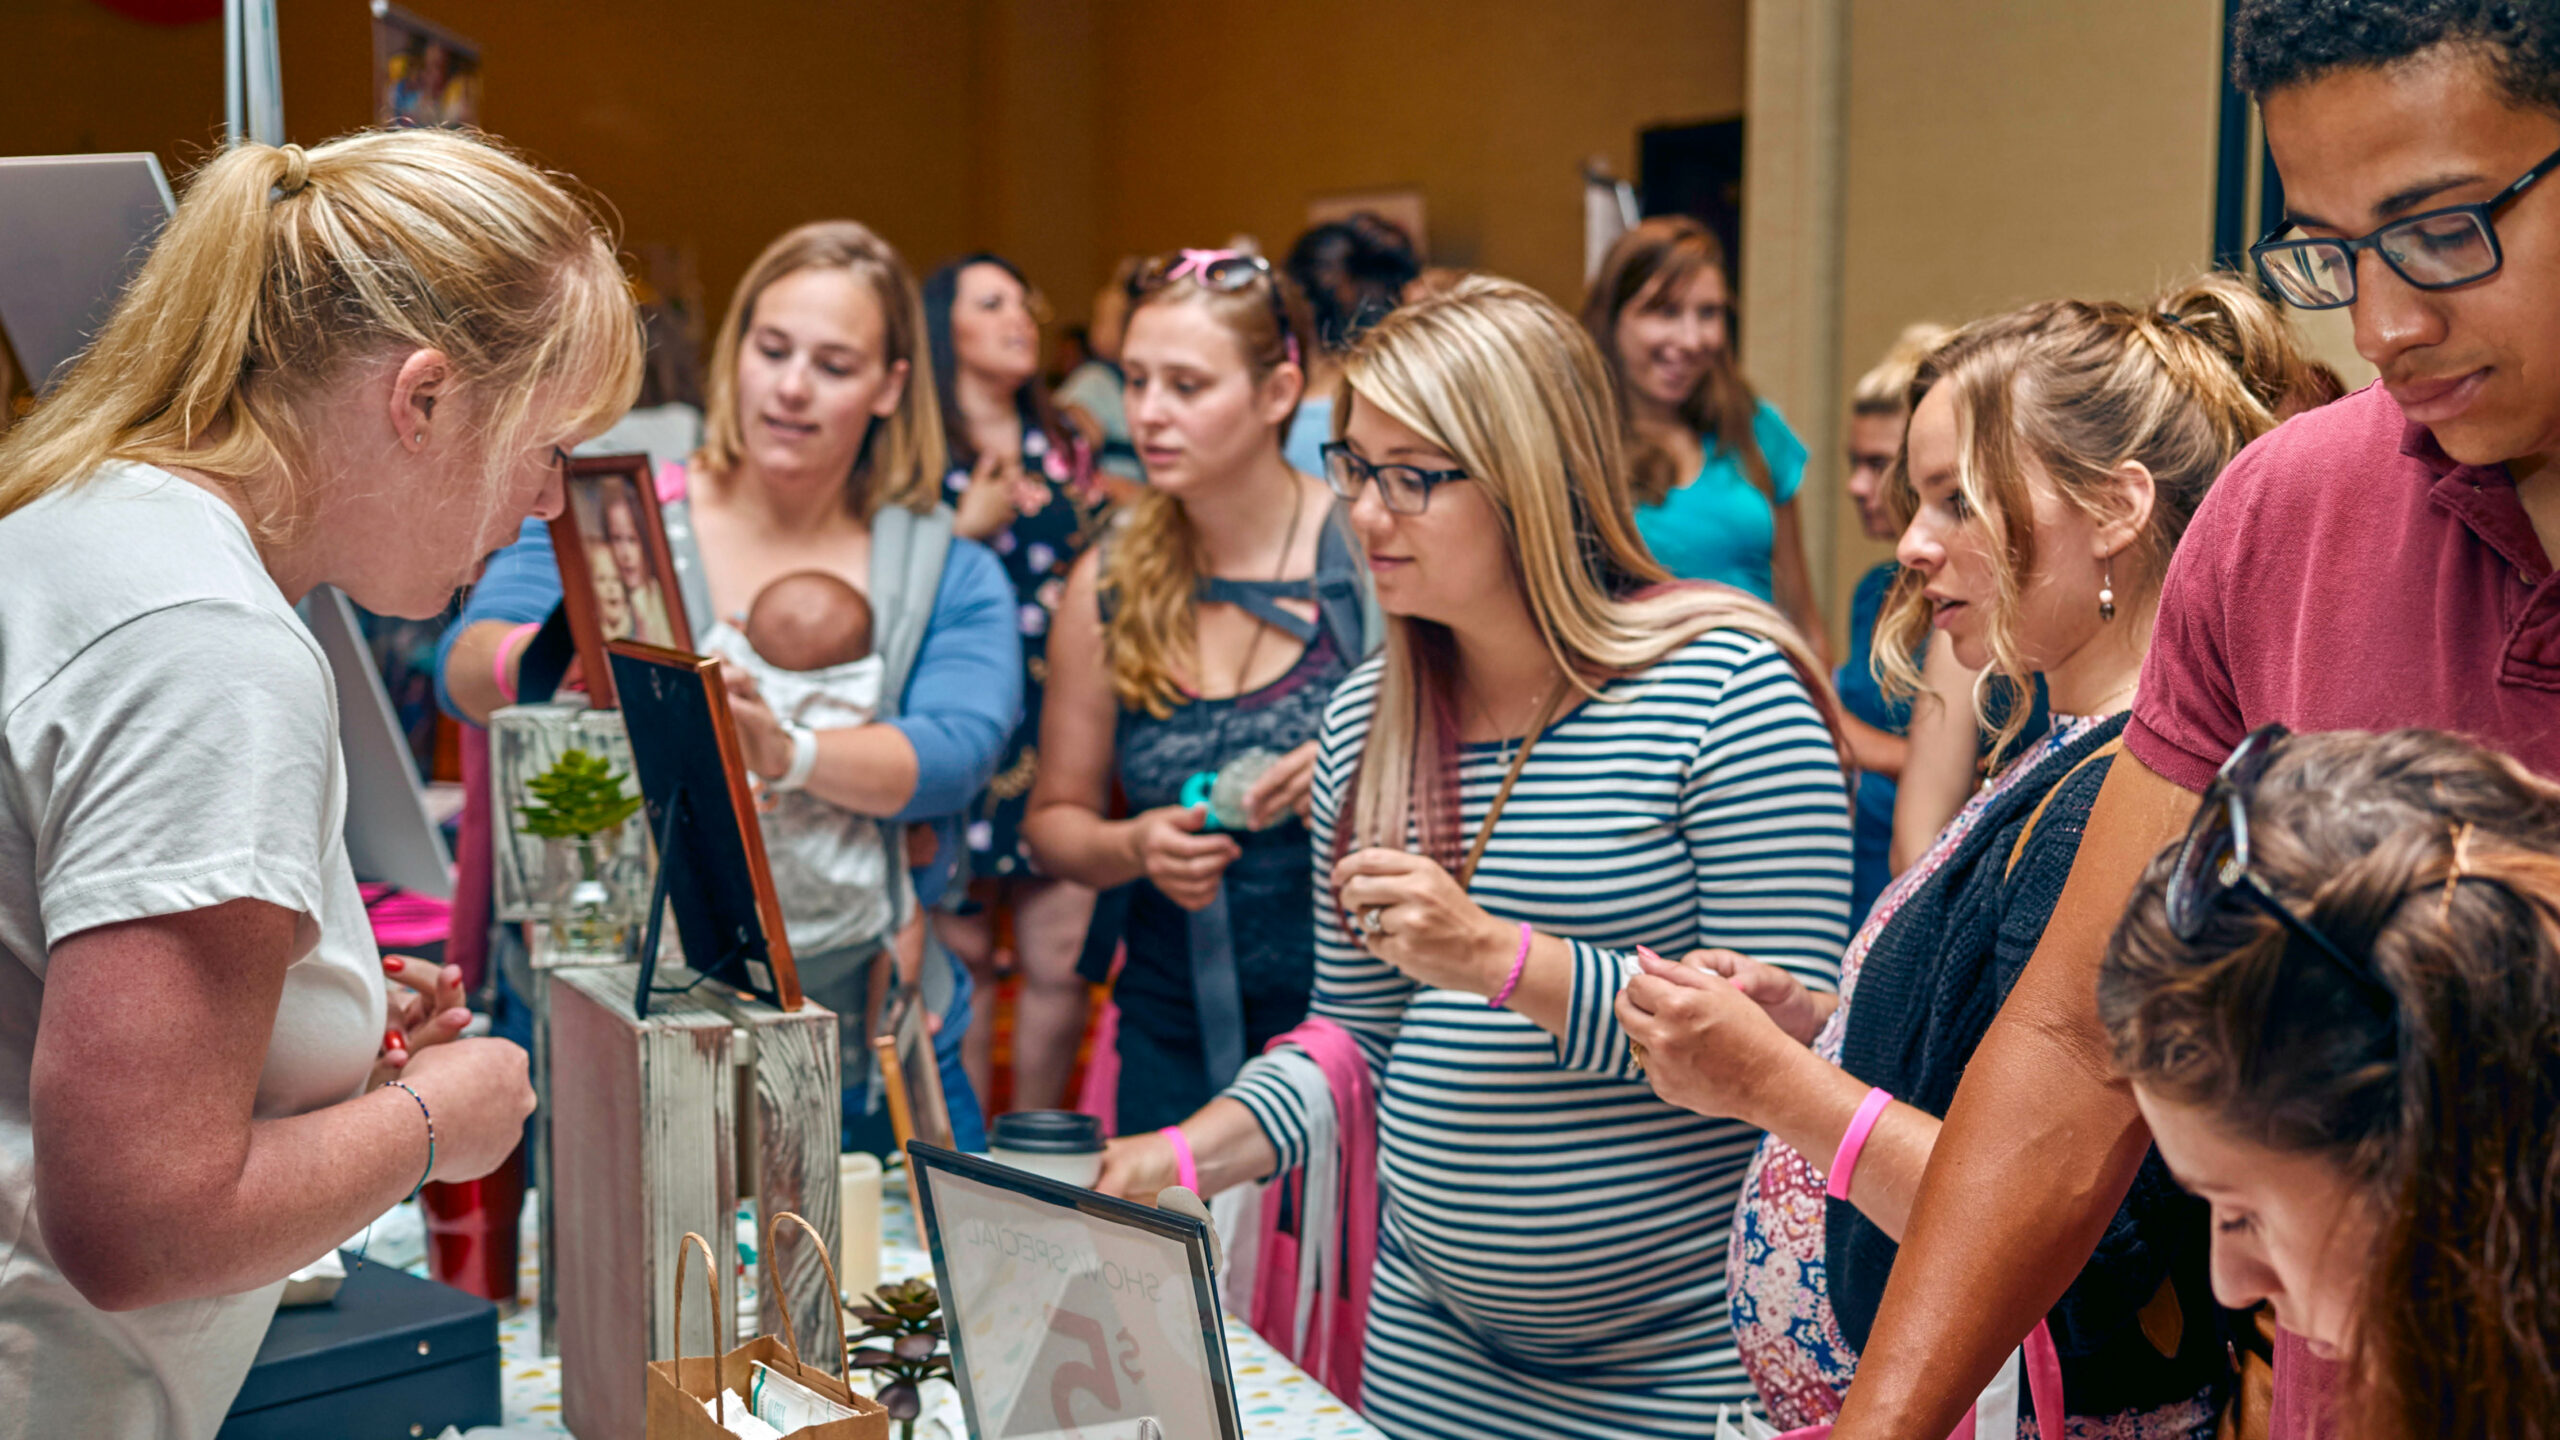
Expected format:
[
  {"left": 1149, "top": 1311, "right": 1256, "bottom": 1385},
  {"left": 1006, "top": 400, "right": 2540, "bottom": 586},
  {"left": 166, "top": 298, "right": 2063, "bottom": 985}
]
[
  {"left": 946, "top": 424, "right": 1108, "bottom": 880},
  {"left": 1724, "top": 713, "right": 2207, "bottom": 1438}
]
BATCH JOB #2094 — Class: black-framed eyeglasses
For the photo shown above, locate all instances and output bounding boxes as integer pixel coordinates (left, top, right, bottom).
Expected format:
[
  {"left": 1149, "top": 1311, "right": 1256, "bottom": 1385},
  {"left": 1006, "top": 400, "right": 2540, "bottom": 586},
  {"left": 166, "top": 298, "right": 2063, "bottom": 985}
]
[
  {"left": 2166, "top": 724, "right": 2391, "bottom": 1010},
  {"left": 2250, "top": 142, "right": 2560, "bottom": 310},
  {"left": 1318, "top": 440, "right": 1469, "bottom": 516}
]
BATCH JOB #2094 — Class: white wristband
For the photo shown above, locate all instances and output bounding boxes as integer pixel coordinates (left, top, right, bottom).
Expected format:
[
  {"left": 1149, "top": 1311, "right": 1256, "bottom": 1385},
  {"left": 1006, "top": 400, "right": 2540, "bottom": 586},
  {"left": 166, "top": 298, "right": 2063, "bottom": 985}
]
[{"left": 772, "top": 723, "right": 820, "bottom": 793}]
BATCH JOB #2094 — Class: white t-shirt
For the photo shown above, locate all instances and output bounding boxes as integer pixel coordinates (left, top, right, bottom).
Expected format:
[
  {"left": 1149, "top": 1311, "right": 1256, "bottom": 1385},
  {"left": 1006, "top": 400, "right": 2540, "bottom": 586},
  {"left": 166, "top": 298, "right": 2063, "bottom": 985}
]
[
  {"left": 0, "top": 463, "right": 384, "bottom": 1439},
  {"left": 701, "top": 623, "right": 892, "bottom": 955}
]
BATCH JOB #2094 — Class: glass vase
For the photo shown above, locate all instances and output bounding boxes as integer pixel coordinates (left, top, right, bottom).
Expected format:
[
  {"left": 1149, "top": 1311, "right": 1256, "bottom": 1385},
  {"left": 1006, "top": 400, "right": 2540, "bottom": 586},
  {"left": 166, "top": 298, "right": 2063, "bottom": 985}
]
[{"left": 542, "top": 834, "right": 628, "bottom": 959}]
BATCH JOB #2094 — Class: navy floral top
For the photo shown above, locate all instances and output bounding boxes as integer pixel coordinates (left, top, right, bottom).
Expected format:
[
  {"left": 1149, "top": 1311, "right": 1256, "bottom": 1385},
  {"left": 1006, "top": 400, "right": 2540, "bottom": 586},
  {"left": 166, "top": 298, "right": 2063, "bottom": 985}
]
[{"left": 946, "top": 423, "right": 1109, "bottom": 879}]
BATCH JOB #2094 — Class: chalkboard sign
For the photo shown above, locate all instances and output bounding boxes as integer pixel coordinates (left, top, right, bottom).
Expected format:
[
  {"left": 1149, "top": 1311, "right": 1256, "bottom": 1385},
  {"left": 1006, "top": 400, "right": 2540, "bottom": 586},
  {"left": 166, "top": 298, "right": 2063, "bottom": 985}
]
[{"left": 605, "top": 640, "right": 800, "bottom": 1014}]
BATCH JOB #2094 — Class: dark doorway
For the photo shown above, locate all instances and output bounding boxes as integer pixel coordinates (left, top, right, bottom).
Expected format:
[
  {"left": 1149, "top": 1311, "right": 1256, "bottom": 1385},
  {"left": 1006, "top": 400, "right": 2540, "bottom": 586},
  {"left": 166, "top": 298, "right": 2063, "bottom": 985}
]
[{"left": 1639, "top": 117, "right": 1747, "bottom": 289}]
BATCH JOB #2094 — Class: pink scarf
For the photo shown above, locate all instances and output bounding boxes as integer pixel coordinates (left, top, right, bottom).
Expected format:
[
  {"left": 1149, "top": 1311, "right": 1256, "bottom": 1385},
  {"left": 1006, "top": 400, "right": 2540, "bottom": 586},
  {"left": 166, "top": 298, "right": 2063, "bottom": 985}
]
[{"left": 1247, "top": 1017, "right": 1378, "bottom": 1410}]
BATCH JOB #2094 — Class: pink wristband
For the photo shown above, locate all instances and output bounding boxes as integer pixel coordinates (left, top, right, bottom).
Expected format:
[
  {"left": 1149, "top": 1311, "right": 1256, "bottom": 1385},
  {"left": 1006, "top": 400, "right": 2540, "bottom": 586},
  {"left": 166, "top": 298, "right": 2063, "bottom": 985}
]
[
  {"left": 1158, "top": 1126, "right": 1199, "bottom": 1192},
  {"left": 1486, "top": 922, "right": 1534, "bottom": 1009},
  {"left": 1826, "top": 1086, "right": 1895, "bottom": 1201},
  {"left": 492, "top": 621, "right": 539, "bottom": 705}
]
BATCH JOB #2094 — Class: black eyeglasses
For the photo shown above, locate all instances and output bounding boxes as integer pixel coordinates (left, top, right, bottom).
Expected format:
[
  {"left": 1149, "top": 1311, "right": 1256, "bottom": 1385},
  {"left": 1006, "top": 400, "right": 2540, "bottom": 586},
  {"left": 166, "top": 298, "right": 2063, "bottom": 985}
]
[
  {"left": 2250, "top": 142, "right": 2560, "bottom": 310},
  {"left": 1318, "top": 440, "right": 1469, "bottom": 515},
  {"left": 2166, "top": 724, "right": 2392, "bottom": 1011}
]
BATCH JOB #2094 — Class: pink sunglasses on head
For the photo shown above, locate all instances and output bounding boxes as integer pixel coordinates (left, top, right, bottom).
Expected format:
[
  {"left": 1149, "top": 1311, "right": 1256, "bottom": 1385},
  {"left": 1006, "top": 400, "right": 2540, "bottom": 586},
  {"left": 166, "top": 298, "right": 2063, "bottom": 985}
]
[{"left": 1136, "top": 248, "right": 1302, "bottom": 368}]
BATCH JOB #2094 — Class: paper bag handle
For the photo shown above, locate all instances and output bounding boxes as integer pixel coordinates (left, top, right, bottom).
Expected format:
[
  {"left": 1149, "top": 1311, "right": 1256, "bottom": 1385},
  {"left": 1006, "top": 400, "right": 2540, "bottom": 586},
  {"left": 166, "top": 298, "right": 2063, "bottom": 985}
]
[
  {"left": 763, "top": 1209, "right": 853, "bottom": 1372},
  {"left": 673, "top": 1230, "right": 726, "bottom": 1426}
]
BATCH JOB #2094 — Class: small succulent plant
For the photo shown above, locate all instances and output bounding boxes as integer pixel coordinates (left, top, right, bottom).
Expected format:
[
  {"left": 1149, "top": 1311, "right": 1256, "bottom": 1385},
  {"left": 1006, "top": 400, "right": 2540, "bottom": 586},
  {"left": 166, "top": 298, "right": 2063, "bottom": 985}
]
[{"left": 846, "top": 1277, "right": 953, "bottom": 1437}]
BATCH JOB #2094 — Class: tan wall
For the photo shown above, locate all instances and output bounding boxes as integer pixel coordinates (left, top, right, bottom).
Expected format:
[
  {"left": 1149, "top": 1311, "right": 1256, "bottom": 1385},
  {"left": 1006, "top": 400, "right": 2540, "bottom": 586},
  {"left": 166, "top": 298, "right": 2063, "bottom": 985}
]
[
  {"left": 1821, "top": 0, "right": 2229, "bottom": 639},
  {"left": 1, "top": 0, "right": 986, "bottom": 331},
  {"left": 1087, "top": 0, "right": 1747, "bottom": 314},
  {"left": 3, "top": 0, "right": 1740, "bottom": 344}
]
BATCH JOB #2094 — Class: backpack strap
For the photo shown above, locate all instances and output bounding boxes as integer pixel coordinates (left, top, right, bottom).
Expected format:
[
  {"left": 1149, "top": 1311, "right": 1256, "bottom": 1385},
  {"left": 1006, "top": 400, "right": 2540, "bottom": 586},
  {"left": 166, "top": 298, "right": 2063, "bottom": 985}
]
[
  {"left": 1312, "top": 502, "right": 1381, "bottom": 661},
  {"left": 865, "top": 503, "right": 957, "bottom": 987},
  {"left": 2004, "top": 737, "right": 2126, "bottom": 881}
]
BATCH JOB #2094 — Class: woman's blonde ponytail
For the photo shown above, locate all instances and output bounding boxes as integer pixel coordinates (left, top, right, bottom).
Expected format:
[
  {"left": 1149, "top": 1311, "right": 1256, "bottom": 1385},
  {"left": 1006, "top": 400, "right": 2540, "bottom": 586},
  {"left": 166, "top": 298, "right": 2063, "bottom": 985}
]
[{"left": 0, "top": 129, "right": 643, "bottom": 541}]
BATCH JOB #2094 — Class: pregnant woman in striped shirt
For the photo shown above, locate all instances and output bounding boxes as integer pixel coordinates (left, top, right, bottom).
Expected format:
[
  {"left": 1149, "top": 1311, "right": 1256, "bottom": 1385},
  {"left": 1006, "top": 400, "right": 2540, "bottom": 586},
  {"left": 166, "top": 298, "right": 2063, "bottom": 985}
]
[{"left": 1096, "top": 276, "right": 1854, "bottom": 1437}]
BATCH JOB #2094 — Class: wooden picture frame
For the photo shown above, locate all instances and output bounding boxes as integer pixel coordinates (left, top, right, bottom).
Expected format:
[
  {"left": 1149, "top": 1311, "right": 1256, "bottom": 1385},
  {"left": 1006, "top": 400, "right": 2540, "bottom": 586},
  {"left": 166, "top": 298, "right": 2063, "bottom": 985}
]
[
  {"left": 552, "top": 452, "right": 690, "bottom": 711},
  {"left": 603, "top": 640, "right": 799, "bottom": 1012},
  {"left": 872, "top": 988, "right": 953, "bottom": 1217}
]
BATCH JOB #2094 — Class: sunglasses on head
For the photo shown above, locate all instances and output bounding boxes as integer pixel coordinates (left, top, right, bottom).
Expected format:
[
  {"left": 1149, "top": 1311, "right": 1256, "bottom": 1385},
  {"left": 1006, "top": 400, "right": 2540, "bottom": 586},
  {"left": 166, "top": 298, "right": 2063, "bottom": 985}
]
[
  {"left": 1133, "top": 249, "right": 1302, "bottom": 369},
  {"left": 2166, "top": 723, "right": 2394, "bottom": 1013}
]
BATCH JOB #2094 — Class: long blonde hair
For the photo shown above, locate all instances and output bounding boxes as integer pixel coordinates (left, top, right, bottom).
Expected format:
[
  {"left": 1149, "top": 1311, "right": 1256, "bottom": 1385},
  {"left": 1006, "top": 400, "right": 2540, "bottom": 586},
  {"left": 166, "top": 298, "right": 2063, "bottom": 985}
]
[
  {"left": 694, "top": 221, "right": 946, "bottom": 518},
  {"left": 1339, "top": 276, "right": 1840, "bottom": 869},
  {"left": 1581, "top": 216, "right": 1770, "bottom": 506},
  {"left": 0, "top": 131, "right": 641, "bottom": 541},
  {"left": 1101, "top": 256, "right": 1316, "bottom": 717},
  {"left": 1874, "top": 273, "right": 2304, "bottom": 766}
]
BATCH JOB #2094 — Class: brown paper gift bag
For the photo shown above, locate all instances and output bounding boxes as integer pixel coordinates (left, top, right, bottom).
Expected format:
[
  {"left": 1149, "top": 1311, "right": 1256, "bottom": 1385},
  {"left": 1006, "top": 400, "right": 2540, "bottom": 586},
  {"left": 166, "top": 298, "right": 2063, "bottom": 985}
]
[{"left": 645, "top": 1217, "right": 890, "bottom": 1438}]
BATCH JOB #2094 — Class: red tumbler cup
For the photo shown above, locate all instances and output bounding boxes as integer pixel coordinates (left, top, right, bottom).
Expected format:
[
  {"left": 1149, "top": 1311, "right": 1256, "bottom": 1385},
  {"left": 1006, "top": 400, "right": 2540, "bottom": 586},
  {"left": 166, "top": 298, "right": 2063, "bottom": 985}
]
[{"left": 421, "top": 1142, "right": 525, "bottom": 1303}]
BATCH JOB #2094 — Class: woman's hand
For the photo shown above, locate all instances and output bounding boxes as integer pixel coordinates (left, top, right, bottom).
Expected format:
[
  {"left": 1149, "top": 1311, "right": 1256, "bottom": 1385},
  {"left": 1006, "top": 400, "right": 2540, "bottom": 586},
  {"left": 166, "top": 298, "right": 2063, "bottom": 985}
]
[
  {"left": 953, "top": 450, "right": 1022, "bottom": 542},
  {"left": 1683, "top": 948, "right": 1834, "bottom": 1045},
  {"left": 1241, "top": 741, "right": 1320, "bottom": 828},
  {"left": 1132, "top": 805, "right": 1240, "bottom": 911},
  {"left": 390, "top": 1037, "right": 537, "bottom": 1184},
  {"left": 1330, "top": 848, "right": 1513, "bottom": 994},
  {"left": 1616, "top": 950, "right": 1809, "bottom": 1124},
  {"left": 721, "top": 667, "right": 791, "bottom": 779},
  {"left": 1094, "top": 1130, "right": 1183, "bottom": 1202},
  {"left": 369, "top": 956, "right": 473, "bottom": 1086}
]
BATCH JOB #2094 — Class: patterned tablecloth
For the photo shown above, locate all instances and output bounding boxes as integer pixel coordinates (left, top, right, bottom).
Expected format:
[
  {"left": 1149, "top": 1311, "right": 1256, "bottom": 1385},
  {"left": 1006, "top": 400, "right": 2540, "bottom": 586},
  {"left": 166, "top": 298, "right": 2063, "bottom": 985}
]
[{"left": 383, "top": 1172, "right": 1381, "bottom": 1439}]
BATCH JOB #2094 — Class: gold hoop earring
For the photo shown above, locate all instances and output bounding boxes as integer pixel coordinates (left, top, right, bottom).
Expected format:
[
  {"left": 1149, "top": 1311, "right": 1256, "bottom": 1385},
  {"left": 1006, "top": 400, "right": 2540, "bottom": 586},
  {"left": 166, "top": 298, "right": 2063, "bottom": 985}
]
[{"left": 2098, "top": 558, "right": 2117, "bottom": 622}]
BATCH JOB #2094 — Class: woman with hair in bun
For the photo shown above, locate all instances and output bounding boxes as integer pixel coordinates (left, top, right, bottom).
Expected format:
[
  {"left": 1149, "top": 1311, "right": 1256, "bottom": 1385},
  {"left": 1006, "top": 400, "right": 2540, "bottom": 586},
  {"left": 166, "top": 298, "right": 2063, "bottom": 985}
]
[
  {"left": 2102, "top": 727, "right": 2560, "bottom": 1440},
  {"left": 1094, "top": 275, "right": 1853, "bottom": 1438},
  {"left": 1619, "top": 275, "right": 2308, "bottom": 1435},
  {"left": 0, "top": 130, "right": 641, "bottom": 1435}
]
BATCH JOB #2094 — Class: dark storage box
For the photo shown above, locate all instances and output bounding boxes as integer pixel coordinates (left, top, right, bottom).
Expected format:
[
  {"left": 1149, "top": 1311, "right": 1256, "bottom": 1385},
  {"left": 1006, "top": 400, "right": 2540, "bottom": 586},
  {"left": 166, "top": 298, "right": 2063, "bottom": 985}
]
[{"left": 219, "top": 1254, "right": 501, "bottom": 1440}]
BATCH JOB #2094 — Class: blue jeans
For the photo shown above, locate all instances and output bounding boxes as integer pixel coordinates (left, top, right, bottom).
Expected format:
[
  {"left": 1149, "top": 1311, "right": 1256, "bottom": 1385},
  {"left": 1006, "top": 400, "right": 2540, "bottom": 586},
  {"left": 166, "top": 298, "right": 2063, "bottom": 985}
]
[{"left": 932, "top": 953, "right": 988, "bottom": 1152}]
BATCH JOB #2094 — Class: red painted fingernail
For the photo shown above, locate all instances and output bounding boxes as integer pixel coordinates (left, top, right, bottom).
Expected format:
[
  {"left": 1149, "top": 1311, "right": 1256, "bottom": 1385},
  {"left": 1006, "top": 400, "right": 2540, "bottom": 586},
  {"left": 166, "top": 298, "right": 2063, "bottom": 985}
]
[
  {"left": 384, "top": 1027, "right": 407, "bottom": 1053},
  {"left": 382, "top": 958, "right": 403, "bottom": 976},
  {"left": 1636, "top": 946, "right": 1664, "bottom": 965}
]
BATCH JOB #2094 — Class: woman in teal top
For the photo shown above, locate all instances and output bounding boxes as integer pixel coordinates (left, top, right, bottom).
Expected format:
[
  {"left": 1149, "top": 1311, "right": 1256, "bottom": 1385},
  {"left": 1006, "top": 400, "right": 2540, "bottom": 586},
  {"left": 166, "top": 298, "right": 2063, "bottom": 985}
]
[{"left": 1585, "top": 217, "right": 1828, "bottom": 660}]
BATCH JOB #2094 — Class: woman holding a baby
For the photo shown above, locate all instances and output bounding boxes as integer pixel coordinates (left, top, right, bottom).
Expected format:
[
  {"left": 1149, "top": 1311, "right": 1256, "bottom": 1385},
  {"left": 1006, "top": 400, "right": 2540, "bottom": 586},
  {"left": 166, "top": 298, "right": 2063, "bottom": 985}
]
[{"left": 439, "top": 220, "right": 1023, "bottom": 1147}]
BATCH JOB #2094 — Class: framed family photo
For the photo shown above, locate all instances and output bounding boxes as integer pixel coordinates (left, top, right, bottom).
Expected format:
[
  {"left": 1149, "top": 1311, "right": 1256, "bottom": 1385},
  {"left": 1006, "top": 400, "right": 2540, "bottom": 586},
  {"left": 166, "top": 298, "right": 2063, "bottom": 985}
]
[{"left": 550, "top": 452, "right": 690, "bottom": 711}]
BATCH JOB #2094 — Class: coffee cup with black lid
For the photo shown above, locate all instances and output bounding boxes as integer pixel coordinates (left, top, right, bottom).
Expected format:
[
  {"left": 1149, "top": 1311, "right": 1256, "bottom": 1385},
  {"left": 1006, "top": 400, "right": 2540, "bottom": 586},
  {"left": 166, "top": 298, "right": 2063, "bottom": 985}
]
[{"left": 986, "top": 1110, "right": 1106, "bottom": 1190}]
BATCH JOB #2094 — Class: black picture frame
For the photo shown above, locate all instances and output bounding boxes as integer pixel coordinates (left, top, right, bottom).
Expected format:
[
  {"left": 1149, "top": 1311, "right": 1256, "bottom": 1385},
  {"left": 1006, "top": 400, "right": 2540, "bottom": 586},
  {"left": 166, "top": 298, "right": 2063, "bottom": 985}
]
[
  {"left": 605, "top": 640, "right": 800, "bottom": 1014},
  {"left": 908, "top": 1141, "right": 1242, "bottom": 1440}
]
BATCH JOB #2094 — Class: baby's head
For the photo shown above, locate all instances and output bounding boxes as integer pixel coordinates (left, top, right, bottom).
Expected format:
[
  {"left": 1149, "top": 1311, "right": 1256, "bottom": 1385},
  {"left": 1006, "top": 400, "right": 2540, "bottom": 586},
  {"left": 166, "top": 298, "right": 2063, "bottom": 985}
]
[{"left": 744, "top": 570, "right": 874, "bottom": 672}]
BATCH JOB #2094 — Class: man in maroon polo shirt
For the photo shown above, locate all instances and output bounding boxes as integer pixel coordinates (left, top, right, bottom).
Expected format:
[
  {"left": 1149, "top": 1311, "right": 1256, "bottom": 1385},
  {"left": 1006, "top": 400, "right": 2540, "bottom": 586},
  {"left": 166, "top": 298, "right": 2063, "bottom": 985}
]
[{"left": 1828, "top": 5, "right": 2560, "bottom": 1437}]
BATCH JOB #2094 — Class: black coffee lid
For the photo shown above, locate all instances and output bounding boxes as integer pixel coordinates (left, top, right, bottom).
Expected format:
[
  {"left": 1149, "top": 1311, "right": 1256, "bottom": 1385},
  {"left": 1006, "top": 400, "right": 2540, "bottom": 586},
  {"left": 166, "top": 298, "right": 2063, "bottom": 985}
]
[{"left": 989, "top": 1109, "right": 1104, "bottom": 1154}]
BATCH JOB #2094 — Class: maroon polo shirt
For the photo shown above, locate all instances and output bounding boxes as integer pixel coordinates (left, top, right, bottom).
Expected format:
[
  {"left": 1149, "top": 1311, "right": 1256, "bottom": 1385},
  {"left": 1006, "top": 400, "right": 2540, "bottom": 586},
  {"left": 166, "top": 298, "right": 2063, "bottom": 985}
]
[
  {"left": 2129, "top": 380, "right": 2559, "bottom": 1436},
  {"left": 2131, "top": 381, "right": 2560, "bottom": 788}
]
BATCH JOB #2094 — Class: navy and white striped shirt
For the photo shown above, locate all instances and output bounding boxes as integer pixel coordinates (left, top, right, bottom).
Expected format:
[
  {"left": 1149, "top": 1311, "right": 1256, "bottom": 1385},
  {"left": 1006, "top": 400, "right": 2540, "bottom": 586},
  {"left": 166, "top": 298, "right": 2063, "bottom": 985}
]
[{"left": 1228, "top": 628, "right": 1853, "bottom": 1429}]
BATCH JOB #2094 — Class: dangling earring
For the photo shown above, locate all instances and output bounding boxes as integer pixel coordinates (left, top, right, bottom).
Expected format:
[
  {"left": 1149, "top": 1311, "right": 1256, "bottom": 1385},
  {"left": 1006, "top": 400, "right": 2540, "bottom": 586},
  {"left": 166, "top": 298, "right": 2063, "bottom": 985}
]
[{"left": 2098, "top": 558, "right": 2117, "bottom": 622}]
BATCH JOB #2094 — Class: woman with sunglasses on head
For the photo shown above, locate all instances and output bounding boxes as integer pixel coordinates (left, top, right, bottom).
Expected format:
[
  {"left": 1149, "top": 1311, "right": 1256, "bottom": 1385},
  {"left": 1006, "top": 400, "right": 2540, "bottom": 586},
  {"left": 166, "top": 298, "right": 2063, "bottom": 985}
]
[
  {"left": 1585, "top": 216, "right": 1829, "bottom": 662},
  {"left": 1022, "top": 249, "right": 1357, "bottom": 1135},
  {"left": 919, "top": 253, "right": 1110, "bottom": 1113},
  {"left": 1092, "top": 275, "right": 1853, "bottom": 1438},
  {"left": 0, "top": 130, "right": 637, "bottom": 1436},
  {"left": 1617, "top": 274, "right": 2307, "bottom": 1435},
  {"left": 2102, "top": 726, "right": 2560, "bottom": 1440}
]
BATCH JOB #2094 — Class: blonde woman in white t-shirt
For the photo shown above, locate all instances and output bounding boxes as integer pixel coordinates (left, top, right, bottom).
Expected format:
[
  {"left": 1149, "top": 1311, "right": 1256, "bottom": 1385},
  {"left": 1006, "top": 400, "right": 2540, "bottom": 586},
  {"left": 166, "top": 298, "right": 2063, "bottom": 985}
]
[{"left": 0, "top": 130, "right": 641, "bottom": 1438}]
